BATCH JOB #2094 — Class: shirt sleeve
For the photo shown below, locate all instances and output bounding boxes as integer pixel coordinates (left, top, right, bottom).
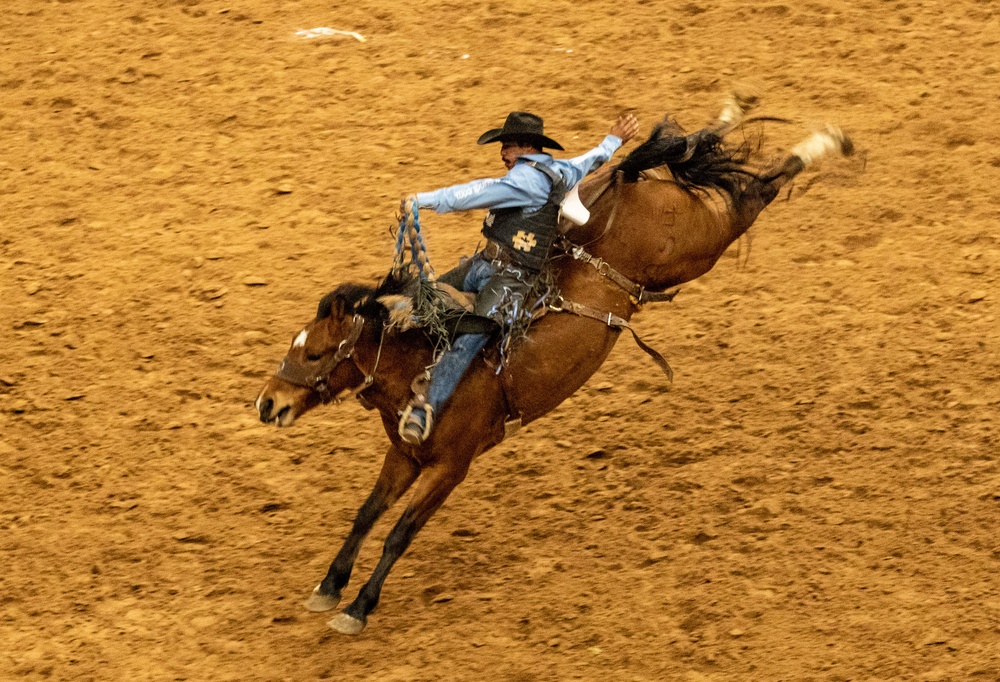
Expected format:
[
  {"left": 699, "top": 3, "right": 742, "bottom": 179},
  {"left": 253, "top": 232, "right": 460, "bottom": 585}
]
[
  {"left": 415, "top": 166, "right": 549, "bottom": 214},
  {"left": 554, "top": 134, "right": 623, "bottom": 189},
  {"left": 416, "top": 134, "right": 623, "bottom": 214}
]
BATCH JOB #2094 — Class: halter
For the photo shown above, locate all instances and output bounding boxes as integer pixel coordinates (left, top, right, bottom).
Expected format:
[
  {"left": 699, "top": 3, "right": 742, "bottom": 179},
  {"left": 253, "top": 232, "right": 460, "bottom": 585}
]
[{"left": 275, "top": 314, "right": 386, "bottom": 404}]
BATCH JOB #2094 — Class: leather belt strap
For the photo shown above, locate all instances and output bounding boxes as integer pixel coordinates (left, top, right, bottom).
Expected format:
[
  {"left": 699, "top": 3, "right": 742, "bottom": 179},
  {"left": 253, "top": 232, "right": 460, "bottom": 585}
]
[
  {"left": 482, "top": 239, "right": 518, "bottom": 269},
  {"left": 556, "top": 237, "right": 679, "bottom": 305},
  {"left": 549, "top": 298, "right": 673, "bottom": 381}
]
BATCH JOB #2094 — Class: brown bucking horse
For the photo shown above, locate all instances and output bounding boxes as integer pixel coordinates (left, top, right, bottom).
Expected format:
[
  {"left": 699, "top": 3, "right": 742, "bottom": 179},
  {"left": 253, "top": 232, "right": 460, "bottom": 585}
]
[{"left": 255, "top": 98, "right": 853, "bottom": 634}]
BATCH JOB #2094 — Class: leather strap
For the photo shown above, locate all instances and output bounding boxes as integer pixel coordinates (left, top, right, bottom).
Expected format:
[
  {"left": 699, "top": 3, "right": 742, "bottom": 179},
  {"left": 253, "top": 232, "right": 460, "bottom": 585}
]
[
  {"left": 275, "top": 315, "right": 384, "bottom": 403},
  {"left": 556, "top": 237, "right": 680, "bottom": 305},
  {"left": 550, "top": 298, "right": 673, "bottom": 381}
]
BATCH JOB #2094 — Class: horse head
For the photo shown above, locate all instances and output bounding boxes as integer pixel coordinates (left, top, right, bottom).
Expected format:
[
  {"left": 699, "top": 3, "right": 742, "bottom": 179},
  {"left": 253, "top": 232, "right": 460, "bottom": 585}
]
[{"left": 256, "top": 283, "right": 376, "bottom": 426}]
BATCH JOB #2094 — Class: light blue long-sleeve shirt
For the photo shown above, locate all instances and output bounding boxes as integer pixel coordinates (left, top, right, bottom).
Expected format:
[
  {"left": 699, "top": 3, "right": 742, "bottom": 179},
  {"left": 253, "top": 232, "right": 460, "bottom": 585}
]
[{"left": 415, "top": 134, "right": 622, "bottom": 214}]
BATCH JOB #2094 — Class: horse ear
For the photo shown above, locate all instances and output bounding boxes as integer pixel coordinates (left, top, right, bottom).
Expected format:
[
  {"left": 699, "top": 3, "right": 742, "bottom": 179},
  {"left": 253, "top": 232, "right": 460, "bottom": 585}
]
[
  {"left": 316, "top": 291, "right": 337, "bottom": 320},
  {"left": 317, "top": 291, "right": 355, "bottom": 320},
  {"left": 317, "top": 284, "right": 372, "bottom": 320},
  {"left": 334, "top": 294, "right": 351, "bottom": 317}
]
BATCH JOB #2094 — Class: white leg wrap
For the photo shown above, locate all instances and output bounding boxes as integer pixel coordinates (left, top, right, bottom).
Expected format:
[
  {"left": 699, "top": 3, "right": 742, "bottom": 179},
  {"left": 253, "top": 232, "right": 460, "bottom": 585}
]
[
  {"left": 791, "top": 125, "right": 846, "bottom": 166},
  {"left": 718, "top": 98, "right": 743, "bottom": 125}
]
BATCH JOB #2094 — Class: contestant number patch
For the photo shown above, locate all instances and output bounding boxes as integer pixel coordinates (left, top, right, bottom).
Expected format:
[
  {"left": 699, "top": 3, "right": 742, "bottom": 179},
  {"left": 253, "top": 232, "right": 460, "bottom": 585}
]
[{"left": 512, "top": 231, "right": 537, "bottom": 252}]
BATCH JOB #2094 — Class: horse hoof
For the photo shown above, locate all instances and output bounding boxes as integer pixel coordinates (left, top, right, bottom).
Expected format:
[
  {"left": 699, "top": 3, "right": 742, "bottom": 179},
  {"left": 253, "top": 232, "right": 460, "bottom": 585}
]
[
  {"left": 328, "top": 612, "right": 366, "bottom": 635},
  {"left": 719, "top": 92, "right": 758, "bottom": 124},
  {"left": 792, "top": 125, "right": 852, "bottom": 166},
  {"left": 829, "top": 125, "right": 855, "bottom": 157},
  {"left": 733, "top": 91, "right": 760, "bottom": 112},
  {"left": 304, "top": 584, "right": 341, "bottom": 612}
]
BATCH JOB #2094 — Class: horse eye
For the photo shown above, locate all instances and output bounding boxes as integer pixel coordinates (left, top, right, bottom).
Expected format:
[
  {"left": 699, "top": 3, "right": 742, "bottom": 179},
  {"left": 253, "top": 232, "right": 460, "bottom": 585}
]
[{"left": 306, "top": 353, "right": 323, "bottom": 362}]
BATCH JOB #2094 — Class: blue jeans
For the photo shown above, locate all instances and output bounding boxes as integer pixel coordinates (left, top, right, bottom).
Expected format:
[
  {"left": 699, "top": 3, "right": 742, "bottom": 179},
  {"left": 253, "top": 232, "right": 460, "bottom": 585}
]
[
  {"left": 462, "top": 254, "right": 497, "bottom": 295},
  {"left": 422, "top": 255, "right": 495, "bottom": 415},
  {"left": 425, "top": 332, "right": 491, "bottom": 414},
  {"left": 418, "top": 254, "right": 532, "bottom": 419}
]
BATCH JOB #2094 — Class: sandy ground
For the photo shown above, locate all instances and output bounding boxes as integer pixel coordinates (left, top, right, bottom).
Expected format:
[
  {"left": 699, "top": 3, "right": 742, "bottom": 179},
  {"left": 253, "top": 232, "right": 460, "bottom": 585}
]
[{"left": 2, "top": 0, "right": 1000, "bottom": 679}]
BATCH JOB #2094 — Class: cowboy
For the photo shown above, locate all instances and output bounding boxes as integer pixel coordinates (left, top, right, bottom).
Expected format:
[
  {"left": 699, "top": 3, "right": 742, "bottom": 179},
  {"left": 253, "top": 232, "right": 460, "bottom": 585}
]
[{"left": 398, "top": 111, "right": 639, "bottom": 445}]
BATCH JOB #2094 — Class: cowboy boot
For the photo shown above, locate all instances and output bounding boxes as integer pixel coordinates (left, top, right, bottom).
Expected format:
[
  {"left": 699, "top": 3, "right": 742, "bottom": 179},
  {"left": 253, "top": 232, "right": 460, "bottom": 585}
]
[
  {"left": 397, "top": 332, "right": 491, "bottom": 445},
  {"left": 398, "top": 402, "right": 434, "bottom": 445},
  {"left": 398, "top": 371, "right": 433, "bottom": 445}
]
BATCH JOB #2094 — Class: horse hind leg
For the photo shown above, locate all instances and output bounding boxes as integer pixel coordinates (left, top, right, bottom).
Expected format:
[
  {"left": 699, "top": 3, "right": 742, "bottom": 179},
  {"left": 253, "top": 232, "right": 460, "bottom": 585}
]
[
  {"left": 768, "top": 124, "right": 854, "bottom": 195},
  {"left": 730, "top": 124, "right": 853, "bottom": 231},
  {"left": 712, "top": 90, "right": 761, "bottom": 137}
]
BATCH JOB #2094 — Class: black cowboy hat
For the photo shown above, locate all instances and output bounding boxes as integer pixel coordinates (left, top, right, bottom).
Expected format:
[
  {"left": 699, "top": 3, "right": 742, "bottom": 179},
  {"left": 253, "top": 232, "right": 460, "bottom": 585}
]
[{"left": 477, "top": 111, "right": 564, "bottom": 151}]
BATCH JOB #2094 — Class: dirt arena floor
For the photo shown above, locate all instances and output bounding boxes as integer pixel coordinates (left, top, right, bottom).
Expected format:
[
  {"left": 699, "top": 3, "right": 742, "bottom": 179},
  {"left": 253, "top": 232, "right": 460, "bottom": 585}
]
[{"left": 3, "top": 0, "right": 1000, "bottom": 679}]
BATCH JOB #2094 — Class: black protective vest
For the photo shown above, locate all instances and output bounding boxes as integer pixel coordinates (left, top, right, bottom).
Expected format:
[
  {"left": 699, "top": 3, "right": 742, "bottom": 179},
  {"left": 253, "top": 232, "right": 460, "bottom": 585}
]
[{"left": 481, "top": 160, "right": 567, "bottom": 271}]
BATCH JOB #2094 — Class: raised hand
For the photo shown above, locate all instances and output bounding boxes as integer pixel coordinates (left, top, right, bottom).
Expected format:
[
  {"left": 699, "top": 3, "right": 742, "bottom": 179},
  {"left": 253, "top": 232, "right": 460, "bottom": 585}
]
[{"left": 610, "top": 114, "right": 640, "bottom": 144}]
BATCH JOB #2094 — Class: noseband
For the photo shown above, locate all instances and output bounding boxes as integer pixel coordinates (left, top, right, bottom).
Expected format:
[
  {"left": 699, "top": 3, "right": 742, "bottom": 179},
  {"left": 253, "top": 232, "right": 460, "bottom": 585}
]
[{"left": 275, "top": 314, "right": 384, "bottom": 403}]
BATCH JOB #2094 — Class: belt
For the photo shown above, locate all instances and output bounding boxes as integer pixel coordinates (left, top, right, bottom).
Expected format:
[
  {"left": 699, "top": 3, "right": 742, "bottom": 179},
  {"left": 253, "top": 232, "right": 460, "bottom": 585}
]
[
  {"left": 482, "top": 240, "right": 538, "bottom": 274},
  {"left": 482, "top": 240, "right": 512, "bottom": 264}
]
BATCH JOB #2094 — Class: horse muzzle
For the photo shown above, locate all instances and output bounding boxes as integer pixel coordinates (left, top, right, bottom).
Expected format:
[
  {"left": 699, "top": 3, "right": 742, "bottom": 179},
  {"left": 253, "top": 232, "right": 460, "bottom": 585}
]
[{"left": 255, "top": 387, "right": 300, "bottom": 427}]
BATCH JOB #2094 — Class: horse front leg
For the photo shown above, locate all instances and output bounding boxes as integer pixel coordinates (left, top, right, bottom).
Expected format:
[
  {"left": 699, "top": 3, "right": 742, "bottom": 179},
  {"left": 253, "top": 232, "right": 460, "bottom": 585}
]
[
  {"left": 328, "top": 460, "right": 471, "bottom": 635},
  {"left": 305, "top": 444, "right": 419, "bottom": 612}
]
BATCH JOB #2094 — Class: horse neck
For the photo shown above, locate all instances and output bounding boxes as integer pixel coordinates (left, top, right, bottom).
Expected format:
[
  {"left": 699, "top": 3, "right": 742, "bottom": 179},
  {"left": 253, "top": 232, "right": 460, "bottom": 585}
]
[{"left": 350, "top": 323, "right": 433, "bottom": 415}]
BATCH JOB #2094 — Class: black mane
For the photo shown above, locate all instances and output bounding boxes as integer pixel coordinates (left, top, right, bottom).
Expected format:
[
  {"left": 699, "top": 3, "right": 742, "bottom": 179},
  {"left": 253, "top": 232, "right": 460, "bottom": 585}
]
[
  {"left": 316, "top": 283, "right": 373, "bottom": 320},
  {"left": 315, "top": 270, "right": 414, "bottom": 321},
  {"left": 615, "top": 117, "right": 760, "bottom": 201}
]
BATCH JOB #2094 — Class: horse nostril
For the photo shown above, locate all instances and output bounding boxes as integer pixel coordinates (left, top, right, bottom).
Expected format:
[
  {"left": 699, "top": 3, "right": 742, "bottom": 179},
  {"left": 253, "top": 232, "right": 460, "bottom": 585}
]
[{"left": 259, "top": 397, "right": 274, "bottom": 422}]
